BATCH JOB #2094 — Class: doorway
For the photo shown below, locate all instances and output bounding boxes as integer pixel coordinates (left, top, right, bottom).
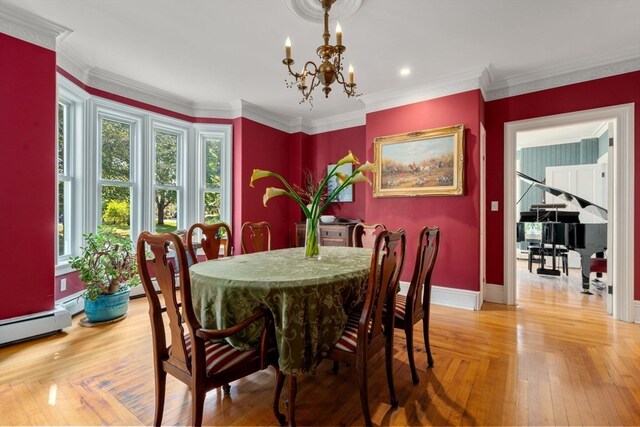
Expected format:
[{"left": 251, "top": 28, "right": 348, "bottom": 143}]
[
  {"left": 515, "top": 120, "right": 610, "bottom": 311},
  {"left": 503, "top": 104, "right": 635, "bottom": 322}
]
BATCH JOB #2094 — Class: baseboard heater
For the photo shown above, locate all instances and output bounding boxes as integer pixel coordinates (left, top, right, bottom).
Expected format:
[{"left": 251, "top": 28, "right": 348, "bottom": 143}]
[{"left": 0, "top": 305, "right": 72, "bottom": 346}]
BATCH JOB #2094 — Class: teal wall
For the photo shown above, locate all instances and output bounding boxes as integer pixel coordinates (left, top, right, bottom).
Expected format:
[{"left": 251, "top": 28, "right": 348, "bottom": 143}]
[{"left": 518, "top": 138, "right": 599, "bottom": 215}]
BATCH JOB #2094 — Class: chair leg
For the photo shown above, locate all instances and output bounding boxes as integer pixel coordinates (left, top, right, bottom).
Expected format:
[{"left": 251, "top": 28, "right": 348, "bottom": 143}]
[
  {"left": 332, "top": 360, "right": 339, "bottom": 374},
  {"left": 423, "top": 318, "right": 434, "bottom": 368},
  {"left": 222, "top": 383, "right": 231, "bottom": 395},
  {"left": 528, "top": 250, "right": 533, "bottom": 272},
  {"left": 405, "top": 323, "right": 419, "bottom": 384},
  {"left": 273, "top": 367, "right": 286, "bottom": 425},
  {"left": 356, "top": 359, "right": 373, "bottom": 427},
  {"left": 153, "top": 368, "right": 166, "bottom": 427},
  {"left": 191, "top": 387, "right": 206, "bottom": 427},
  {"left": 385, "top": 335, "right": 398, "bottom": 407}
]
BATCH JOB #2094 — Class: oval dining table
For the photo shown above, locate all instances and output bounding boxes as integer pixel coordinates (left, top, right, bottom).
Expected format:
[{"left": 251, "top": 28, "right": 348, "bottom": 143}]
[{"left": 189, "top": 245, "right": 373, "bottom": 425}]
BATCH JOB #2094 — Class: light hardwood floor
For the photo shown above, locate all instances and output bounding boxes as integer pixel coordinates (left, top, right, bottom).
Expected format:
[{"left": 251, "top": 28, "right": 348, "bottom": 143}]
[{"left": 1, "top": 262, "right": 639, "bottom": 426}]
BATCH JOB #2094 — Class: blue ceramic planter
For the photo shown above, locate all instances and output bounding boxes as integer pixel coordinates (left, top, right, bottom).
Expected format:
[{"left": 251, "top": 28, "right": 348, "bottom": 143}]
[{"left": 84, "top": 286, "right": 131, "bottom": 323}]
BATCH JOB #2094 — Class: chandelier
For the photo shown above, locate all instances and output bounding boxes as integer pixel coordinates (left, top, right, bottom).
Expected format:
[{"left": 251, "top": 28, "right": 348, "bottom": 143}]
[{"left": 282, "top": 0, "right": 359, "bottom": 105}]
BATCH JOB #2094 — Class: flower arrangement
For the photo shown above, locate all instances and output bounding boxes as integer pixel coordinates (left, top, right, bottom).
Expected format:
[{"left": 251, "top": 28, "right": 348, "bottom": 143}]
[{"left": 250, "top": 151, "right": 375, "bottom": 258}]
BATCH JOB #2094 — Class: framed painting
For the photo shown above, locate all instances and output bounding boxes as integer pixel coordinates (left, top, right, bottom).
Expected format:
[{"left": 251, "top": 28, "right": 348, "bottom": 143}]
[
  {"left": 373, "top": 124, "right": 464, "bottom": 197},
  {"left": 327, "top": 163, "right": 353, "bottom": 202}
]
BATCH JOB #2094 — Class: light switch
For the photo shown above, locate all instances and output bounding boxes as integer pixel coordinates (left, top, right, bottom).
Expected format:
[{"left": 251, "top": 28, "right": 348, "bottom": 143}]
[{"left": 491, "top": 201, "right": 499, "bottom": 211}]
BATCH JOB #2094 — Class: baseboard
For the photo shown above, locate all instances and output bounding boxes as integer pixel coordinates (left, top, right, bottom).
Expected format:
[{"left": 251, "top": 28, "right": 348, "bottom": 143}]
[
  {"left": 634, "top": 300, "right": 640, "bottom": 324},
  {"left": 484, "top": 283, "right": 505, "bottom": 304},
  {"left": 57, "top": 291, "right": 85, "bottom": 316},
  {"left": 398, "top": 281, "right": 482, "bottom": 311},
  {"left": 0, "top": 306, "right": 72, "bottom": 346}
]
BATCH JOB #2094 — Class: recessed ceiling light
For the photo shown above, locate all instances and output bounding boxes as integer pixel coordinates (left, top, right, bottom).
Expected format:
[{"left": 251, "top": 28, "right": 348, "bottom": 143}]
[{"left": 400, "top": 68, "right": 411, "bottom": 76}]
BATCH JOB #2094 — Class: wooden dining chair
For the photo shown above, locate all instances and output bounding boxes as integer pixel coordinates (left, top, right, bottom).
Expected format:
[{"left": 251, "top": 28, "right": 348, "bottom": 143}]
[
  {"left": 136, "top": 232, "right": 285, "bottom": 427},
  {"left": 240, "top": 221, "right": 272, "bottom": 254},
  {"left": 393, "top": 226, "right": 440, "bottom": 384},
  {"left": 187, "top": 222, "right": 233, "bottom": 263},
  {"left": 315, "top": 229, "right": 406, "bottom": 426},
  {"left": 352, "top": 222, "right": 386, "bottom": 249}
]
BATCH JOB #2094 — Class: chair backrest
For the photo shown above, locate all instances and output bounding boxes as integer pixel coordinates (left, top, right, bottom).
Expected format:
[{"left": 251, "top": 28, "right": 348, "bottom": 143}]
[
  {"left": 240, "top": 221, "right": 272, "bottom": 254},
  {"left": 352, "top": 223, "right": 387, "bottom": 248},
  {"left": 405, "top": 226, "right": 440, "bottom": 317},
  {"left": 358, "top": 229, "right": 406, "bottom": 347},
  {"left": 187, "top": 222, "right": 233, "bottom": 263},
  {"left": 137, "top": 232, "right": 201, "bottom": 377}
]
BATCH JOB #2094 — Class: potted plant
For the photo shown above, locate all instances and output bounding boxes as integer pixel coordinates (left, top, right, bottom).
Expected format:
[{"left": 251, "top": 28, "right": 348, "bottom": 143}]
[{"left": 70, "top": 227, "right": 140, "bottom": 323}]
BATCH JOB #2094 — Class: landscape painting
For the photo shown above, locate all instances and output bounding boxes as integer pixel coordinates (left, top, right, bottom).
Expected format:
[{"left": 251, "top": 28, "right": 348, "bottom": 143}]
[{"left": 373, "top": 124, "right": 464, "bottom": 197}]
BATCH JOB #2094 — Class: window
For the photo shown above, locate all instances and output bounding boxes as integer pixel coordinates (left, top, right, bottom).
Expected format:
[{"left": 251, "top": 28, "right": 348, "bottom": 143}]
[
  {"left": 98, "top": 114, "right": 136, "bottom": 238},
  {"left": 153, "top": 126, "right": 182, "bottom": 233},
  {"left": 57, "top": 102, "right": 72, "bottom": 258},
  {"left": 56, "top": 75, "right": 233, "bottom": 273},
  {"left": 198, "top": 126, "right": 232, "bottom": 226}
]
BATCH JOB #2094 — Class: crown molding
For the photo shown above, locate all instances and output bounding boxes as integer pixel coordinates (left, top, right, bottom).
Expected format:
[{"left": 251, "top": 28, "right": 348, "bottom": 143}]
[
  {"left": 232, "top": 100, "right": 303, "bottom": 134},
  {"left": 0, "top": 1, "right": 71, "bottom": 50},
  {"left": 304, "top": 108, "right": 366, "bottom": 135},
  {"left": 86, "top": 67, "right": 224, "bottom": 118},
  {"left": 361, "top": 66, "right": 488, "bottom": 115},
  {"left": 485, "top": 49, "right": 640, "bottom": 101}
]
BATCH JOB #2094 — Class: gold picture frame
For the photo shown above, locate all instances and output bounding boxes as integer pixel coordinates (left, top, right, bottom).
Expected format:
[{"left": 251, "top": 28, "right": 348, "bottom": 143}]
[{"left": 374, "top": 124, "right": 465, "bottom": 197}]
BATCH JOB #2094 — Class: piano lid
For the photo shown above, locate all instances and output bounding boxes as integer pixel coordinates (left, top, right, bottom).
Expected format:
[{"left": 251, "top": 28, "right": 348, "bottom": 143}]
[{"left": 516, "top": 171, "right": 608, "bottom": 221}]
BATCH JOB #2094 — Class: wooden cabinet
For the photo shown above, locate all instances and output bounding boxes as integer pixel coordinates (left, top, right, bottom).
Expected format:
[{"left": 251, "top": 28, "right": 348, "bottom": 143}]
[{"left": 293, "top": 222, "right": 357, "bottom": 247}]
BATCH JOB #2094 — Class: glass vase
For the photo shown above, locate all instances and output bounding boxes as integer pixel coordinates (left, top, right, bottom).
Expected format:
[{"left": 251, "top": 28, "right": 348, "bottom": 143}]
[{"left": 304, "top": 217, "right": 321, "bottom": 260}]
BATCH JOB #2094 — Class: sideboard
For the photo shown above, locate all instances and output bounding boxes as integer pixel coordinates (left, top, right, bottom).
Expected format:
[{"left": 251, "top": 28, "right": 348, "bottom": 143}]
[{"left": 293, "top": 221, "right": 358, "bottom": 247}]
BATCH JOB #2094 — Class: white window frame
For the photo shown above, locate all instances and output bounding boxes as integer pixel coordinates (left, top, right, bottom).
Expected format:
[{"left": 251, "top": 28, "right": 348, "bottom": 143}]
[
  {"left": 96, "top": 107, "right": 143, "bottom": 239},
  {"left": 56, "top": 76, "right": 89, "bottom": 274},
  {"left": 195, "top": 124, "right": 233, "bottom": 226},
  {"left": 151, "top": 121, "right": 188, "bottom": 232},
  {"left": 56, "top": 75, "right": 233, "bottom": 275}
]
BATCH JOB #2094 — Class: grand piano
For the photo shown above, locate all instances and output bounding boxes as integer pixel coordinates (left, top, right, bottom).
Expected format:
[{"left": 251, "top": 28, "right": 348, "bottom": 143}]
[{"left": 516, "top": 171, "right": 607, "bottom": 294}]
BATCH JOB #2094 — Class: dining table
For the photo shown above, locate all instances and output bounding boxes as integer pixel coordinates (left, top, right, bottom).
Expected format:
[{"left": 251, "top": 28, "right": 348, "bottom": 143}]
[{"left": 189, "top": 245, "right": 373, "bottom": 425}]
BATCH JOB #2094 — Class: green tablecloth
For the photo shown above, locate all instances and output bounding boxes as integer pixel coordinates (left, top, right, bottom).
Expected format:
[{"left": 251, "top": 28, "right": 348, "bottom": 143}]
[{"left": 189, "top": 246, "right": 372, "bottom": 374}]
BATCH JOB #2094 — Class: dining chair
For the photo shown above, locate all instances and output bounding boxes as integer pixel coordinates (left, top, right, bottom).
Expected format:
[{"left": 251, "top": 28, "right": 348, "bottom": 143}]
[
  {"left": 240, "top": 221, "right": 272, "bottom": 254},
  {"left": 393, "top": 226, "right": 440, "bottom": 384},
  {"left": 352, "top": 222, "right": 386, "bottom": 248},
  {"left": 315, "top": 229, "right": 406, "bottom": 426},
  {"left": 136, "top": 231, "right": 285, "bottom": 427},
  {"left": 187, "top": 222, "right": 233, "bottom": 263}
]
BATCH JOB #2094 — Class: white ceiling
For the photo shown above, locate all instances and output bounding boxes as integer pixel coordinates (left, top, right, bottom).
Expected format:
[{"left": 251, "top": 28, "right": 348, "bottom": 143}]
[{"left": 2, "top": 0, "right": 640, "bottom": 129}]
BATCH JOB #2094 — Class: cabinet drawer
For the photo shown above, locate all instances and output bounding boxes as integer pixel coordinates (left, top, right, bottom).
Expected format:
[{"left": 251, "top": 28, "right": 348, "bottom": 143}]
[
  {"left": 321, "top": 237, "right": 347, "bottom": 246},
  {"left": 320, "top": 226, "right": 346, "bottom": 238}
]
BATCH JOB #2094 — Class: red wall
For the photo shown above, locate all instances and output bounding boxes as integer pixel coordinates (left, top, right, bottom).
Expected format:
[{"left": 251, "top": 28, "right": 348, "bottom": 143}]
[
  {"left": 364, "top": 90, "right": 483, "bottom": 287},
  {"left": 0, "top": 34, "right": 57, "bottom": 318},
  {"left": 308, "top": 126, "right": 367, "bottom": 220},
  {"left": 232, "top": 118, "right": 293, "bottom": 252},
  {"left": 485, "top": 71, "right": 640, "bottom": 299}
]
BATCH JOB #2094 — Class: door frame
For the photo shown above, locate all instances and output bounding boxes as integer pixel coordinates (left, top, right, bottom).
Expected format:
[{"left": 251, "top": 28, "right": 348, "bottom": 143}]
[{"left": 503, "top": 104, "right": 635, "bottom": 322}]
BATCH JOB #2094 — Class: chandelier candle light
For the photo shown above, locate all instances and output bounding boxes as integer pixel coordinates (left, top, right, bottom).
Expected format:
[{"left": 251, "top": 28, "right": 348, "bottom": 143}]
[
  {"left": 250, "top": 151, "right": 375, "bottom": 259},
  {"left": 283, "top": 0, "right": 359, "bottom": 105}
]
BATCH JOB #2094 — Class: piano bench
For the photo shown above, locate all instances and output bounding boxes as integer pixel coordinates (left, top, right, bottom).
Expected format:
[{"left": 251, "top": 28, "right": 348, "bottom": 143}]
[
  {"left": 590, "top": 258, "right": 607, "bottom": 273},
  {"left": 528, "top": 244, "right": 542, "bottom": 272}
]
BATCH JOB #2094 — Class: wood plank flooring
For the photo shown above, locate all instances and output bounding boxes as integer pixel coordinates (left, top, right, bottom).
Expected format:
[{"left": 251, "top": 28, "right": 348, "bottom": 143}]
[{"left": 1, "top": 261, "right": 639, "bottom": 426}]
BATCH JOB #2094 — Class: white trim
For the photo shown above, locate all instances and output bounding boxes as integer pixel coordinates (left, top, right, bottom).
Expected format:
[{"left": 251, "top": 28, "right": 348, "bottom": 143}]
[
  {"left": 432, "top": 285, "right": 483, "bottom": 311},
  {"left": 57, "top": 291, "right": 85, "bottom": 316},
  {"left": 486, "top": 53, "right": 640, "bottom": 101},
  {"left": 361, "top": 66, "right": 487, "bottom": 115},
  {"left": 0, "top": 306, "right": 71, "bottom": 345},
  {"left": 0, "top": 1, "right": 71, "bottom": 51},
  {"left": 398, "top": 281, "right": 481, "bottom": 311},
  {"left": 504, "top": 104, "right": 634, "bottom": 322},
  {"left": 305, "top": 109, "right": 366, "bottom": 135},
  {"left": 231, "top": 100, "right": 301, "bottom": 134},
  {"left": 484, "top": 283, "right": 505, "bottom": 304},
  {"left": 634, "top": 300, "right": 640, "bottom": 324}
]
